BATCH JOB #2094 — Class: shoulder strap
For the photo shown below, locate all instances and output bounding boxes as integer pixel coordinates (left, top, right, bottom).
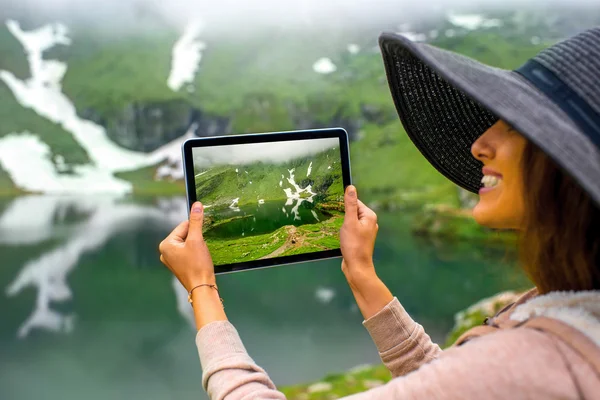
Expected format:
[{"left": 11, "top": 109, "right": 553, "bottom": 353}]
[
  {"left": 454, "top": 316, "right": 600, "bottom": 380},
  {"left": 454, "top": 289, "right": 539, "bottom": 346},
  {"left": 454, "top": 326, "right": 498, "bottom": 345},
  {"left": 454, "top": 320, "right": 520, "bottom": 346},
  {"left": 520, "top": 317, "right": 600, "bottom": 380}
]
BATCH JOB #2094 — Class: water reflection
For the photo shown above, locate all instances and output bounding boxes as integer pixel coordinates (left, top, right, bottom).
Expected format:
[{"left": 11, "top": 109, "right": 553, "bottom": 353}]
[
  {"left": 0, "top": 195, "right": 528, "bottom": 399},
  {"left": 2, "top": 195, "right": 193, "bottom": 338}
]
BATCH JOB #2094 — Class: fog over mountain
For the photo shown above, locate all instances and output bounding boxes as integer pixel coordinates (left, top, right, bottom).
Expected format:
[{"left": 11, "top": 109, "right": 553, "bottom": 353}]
[
  {"left": 2, "top": 0, "right": 598, "bottom": 36},
  {"left": 192, "top": 137, "right": 339, "bottom": 168}
]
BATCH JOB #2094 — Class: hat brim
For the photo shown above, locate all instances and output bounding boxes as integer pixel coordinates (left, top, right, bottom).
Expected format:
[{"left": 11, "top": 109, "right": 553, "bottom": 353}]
[{"left": 379, "top": 32, "right": 600, "bottom": 205}]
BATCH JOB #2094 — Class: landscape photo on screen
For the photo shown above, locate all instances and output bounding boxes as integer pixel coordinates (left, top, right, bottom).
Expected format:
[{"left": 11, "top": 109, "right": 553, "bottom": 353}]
[{"left": 192, "top": 137, "right": 345, "bottom": 266}]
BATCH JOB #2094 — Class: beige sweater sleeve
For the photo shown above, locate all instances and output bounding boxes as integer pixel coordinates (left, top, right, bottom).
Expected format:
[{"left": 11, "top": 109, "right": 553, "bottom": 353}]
[
  {"left": 196, "top": 300, "right": 584, "bottom": 399},
  {"left": 362, "top": 297, "right": 442, "bottom": 377}
]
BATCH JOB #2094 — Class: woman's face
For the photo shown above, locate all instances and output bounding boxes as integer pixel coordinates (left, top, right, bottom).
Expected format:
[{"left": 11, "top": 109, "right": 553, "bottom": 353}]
[{"left": 470, "top": 120, "right": 527, "bottom": 230}]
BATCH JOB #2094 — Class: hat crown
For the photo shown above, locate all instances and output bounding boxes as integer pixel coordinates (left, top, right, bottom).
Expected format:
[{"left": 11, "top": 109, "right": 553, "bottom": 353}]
[{"left": 533, "top": 27, "right": 600, "bottom": 117}]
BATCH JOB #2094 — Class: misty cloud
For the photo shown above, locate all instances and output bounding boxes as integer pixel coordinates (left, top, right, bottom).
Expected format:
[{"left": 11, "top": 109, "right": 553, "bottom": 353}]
[
  {"left": 3, "top": 0, "right": 593, "bottom": 35},
  {"left": 192, "top": 137, "right": 339, "bottom": 168}
]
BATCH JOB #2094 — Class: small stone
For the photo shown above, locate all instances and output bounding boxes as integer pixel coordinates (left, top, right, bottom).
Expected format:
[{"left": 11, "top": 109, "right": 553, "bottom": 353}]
[{"left": 307, "top": 382, "right": 333, "bottom": 393}]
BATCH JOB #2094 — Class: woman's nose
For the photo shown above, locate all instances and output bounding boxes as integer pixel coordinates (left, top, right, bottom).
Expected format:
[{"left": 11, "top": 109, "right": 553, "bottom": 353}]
[{"left": 471, "top": 130, "right": 495, "bottom": 162}]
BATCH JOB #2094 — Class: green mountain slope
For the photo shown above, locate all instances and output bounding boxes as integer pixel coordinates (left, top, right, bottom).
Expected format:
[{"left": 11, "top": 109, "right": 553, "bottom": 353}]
[
  {"left": 0, "top": 25, "right": 90, "bottom": 166},
  {"left": 195, "top": 147, "right": 343, "bottom": 207},
  {"left": 0, "top": 20, "right": 553, "bottom": 200}
]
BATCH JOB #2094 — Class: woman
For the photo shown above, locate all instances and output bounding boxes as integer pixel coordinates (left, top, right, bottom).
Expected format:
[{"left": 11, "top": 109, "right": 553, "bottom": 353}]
[{"left": 159, "top": 27, "right": 600, "bottom": 398}]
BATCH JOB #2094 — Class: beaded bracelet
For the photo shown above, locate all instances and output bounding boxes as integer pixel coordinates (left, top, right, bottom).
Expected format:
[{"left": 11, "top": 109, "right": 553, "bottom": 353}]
[{"left": 188, "top": 284, "right": 224, "bottom": 308}]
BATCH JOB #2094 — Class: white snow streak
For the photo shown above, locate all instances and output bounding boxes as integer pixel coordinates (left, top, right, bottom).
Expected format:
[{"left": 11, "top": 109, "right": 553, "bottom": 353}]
[
  {"left": 313, "top": 58, "right": 336, "bottom": 74},
  {"left": 167, "top": 22, "right": 205, "bottom": 92},
  {"left": 447, "top": 13, "right": 503, "bottom": 30},
  {"left": 347, "top": 44, "right": 360, "bottom": 54},
  {"left": 0, "top": 20, "right": 192, "bottom": 194},
  {"left": 282, "top": 168, "right": 316, "bottom": 220}
]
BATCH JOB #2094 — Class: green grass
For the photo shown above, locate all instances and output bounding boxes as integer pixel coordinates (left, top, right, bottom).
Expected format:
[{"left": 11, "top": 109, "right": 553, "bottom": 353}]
[
  {"left": 60, "top": 31, "right": 185, "bottom": 119},
  {"left": 412, "top": 204, "right": 518, "bottom": 246},
  {"left": 350, "top": 122, "right": 458, "bottom": 204},
  {"left": 115, "top": 166, "right": 185, "bottom": 196},
  {"left": 206, "top": 228, "right": 286, "bottom": 265},
  {"left": 431, "top": 32, "right": 547, "bottom": 70},
  {"left": 0, "top": 24, "right": 29, "bottom": 81},
  {"left": 0, "top": 163, "right": 22, "bottom": 196},
  {"left": 206, "top": 213, "right": 343, "bottom": 265},
  {"left": 281, "top": 364, "right": 394, "bottom": 400}
]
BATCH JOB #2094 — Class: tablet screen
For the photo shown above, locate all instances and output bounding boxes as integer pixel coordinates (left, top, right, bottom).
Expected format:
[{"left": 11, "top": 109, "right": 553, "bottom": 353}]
[{"left": 190, "top": 135, "right": 347, "bottom": 269}]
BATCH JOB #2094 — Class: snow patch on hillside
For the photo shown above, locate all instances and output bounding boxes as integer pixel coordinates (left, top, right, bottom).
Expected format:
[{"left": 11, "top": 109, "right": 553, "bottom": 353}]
[
  {"left": 313, "top": 58, "right": 336, "bottom": 74},
  {"left": 311, "top": 210, "right": 320, "bottom": 222},
  {"left": 0, "top": 20, "right": 191, "bottom": 194},
  {"left": 397, "top": 31, "right": 427, "bottom": 42},
  {"left": 282, "top": 168, "right": 316, "bottom": 220},
  {"left": 0, "top": 133, "right": 132, "bottom": 194},
  {"left": 447, "top": 13, "right": 503, "bottom": 30},
  {"left": 167, "top": 21, "right": 205, "bottom": 92},
  {"left": 347, "top": 44, "right": 360, "bottom": 54},
  {"left": 229, "top": 197, "right": 240, "bottom": 212}
]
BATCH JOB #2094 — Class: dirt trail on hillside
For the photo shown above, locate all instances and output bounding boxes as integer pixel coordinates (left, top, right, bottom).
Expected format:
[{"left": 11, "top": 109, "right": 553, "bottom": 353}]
[
  {"left": 261, "top": 226, "right": 302, "bottom": 259},
  {"left": 260, "top": 217, "right": 338, "bottom": 260}
]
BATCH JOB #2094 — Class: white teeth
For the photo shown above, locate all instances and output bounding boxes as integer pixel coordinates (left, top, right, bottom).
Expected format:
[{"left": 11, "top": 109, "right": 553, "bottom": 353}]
[{"left": 481, "top": 175, "right": 501, "bottom": 188}]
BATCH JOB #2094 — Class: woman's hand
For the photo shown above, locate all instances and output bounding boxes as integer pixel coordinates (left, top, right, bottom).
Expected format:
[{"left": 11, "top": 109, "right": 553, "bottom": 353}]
[
  {"left": 340, "top": 185, "right": 379, "bottom": 281},
  {"left": 159, "top": 202, "right": 227, "bottom": 330},
  {"left": 340, "top": 186, "right": 393, "bottom": 320},
  {"left": 159, "top": 202, "right": 215, "bottom": 291}
]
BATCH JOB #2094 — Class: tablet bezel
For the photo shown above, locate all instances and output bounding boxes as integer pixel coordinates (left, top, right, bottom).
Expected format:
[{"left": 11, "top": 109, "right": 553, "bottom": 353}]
[{"left": 181, "top": 127, "right": 352, "bottom": 274}]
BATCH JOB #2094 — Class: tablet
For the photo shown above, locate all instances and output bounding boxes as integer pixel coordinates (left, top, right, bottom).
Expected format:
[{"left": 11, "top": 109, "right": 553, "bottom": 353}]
[{"left": 182, "top": 128, "right": 351, "bottom": 274}]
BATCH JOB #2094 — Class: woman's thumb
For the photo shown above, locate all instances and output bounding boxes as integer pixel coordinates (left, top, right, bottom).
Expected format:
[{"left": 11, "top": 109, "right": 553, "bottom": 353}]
[
  {"left": 187, "top": 202, "right": 204, "bottom": 241},
  {"left": 344, "top": 185, "right": 359, "bottom": 221}
]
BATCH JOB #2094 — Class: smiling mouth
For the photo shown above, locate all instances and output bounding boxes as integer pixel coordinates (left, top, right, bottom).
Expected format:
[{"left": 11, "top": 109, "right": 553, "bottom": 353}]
[{"left": 481, "top": 175, "right": 502, "bottom": 189}]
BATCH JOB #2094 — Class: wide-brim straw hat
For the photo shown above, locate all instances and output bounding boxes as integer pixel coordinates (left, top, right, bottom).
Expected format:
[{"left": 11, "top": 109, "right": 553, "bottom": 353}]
[{"left": 378, "top": 27, "right": 600, "bottom": 205}]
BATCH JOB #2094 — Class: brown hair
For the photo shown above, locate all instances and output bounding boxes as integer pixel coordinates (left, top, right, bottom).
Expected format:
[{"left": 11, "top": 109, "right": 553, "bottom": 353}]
[{"left": 519, "top": 141, "right": 600, "bottom": 294}]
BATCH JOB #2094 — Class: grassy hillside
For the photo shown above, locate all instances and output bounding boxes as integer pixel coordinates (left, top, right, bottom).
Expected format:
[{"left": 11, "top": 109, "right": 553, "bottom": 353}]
[
  {"left": 207, "top": 213, "right": 343, "bottom": 266},
  {"left": 0, "top": 25, "right": 90, "bottom": 166},
  {"left": 0, "top": 24, "right": 549, "bottom": 199},
  {"left": 194, "top": 147, "right": 343, "bottom": 207}
]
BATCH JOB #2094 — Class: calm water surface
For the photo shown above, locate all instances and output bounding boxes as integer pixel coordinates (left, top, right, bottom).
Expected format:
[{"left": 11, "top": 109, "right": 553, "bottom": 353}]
[
  {"left": 205, "top": 199, "right": 328, "bottom": 238},
  {"left": 0, "top": 195, "right": 527, "bottom": 400}
]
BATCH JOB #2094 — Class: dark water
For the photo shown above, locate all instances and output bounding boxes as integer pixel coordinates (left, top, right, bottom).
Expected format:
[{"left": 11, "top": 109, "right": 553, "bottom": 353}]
[
  {"left": 0, "top": 195, "right": 528, "bottom": 400},
  {"left": 205, "top": 199, "right": 329, "bottom": 238}
]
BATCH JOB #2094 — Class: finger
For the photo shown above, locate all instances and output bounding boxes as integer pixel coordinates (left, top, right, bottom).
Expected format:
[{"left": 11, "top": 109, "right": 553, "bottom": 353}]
[
  {"left": 186, "top": 202, "right": 205, "bottom": 242},
  {"left": 159, "top": 254, "right": 174, "bottom": 272},
  {"left": 357, "top": 199, "right": 377, "bottom": 222},
  {"left": 167, "top": 220, "right": 190, "bottom": 243},
  {"left": 344, "top": 185, "right": 358, "bottom": 222}
]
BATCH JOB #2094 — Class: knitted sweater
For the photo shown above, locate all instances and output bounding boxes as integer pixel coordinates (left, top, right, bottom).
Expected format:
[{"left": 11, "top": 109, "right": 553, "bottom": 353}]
[{"left": 196, "top": 290, "right": 600, "bottom": 399}]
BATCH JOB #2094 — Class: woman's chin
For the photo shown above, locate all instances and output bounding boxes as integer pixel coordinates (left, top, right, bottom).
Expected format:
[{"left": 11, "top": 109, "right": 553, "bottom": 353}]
[
  {"left": 472, "top": 193, "right": 525, "bottom": 230},
  {"left": 472, "top": 202, "right": 500, "bottom": 229}
]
